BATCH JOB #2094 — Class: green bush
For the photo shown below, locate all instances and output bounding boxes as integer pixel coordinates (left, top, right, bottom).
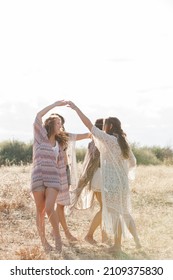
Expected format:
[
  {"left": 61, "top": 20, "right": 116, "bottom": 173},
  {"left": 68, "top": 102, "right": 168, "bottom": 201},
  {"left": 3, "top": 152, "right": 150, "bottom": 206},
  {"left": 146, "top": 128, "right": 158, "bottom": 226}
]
[
  {"left": 132, "top": 146, "right": 161, "bottom": 165},
  {"left": 131, "top": 143, "right": 173, "bottom": 165},
  {"left": 0, "top": 140, "right": 32, "bottom": 166},
  {"left": 151, "top": 146, "right": 173, "bottom": 165},
  {"left": 76, "top": 147, "right": 86, "bottom": 162},
  {"left": 0, "top": 140, "right": 172, "bottom": 166}
]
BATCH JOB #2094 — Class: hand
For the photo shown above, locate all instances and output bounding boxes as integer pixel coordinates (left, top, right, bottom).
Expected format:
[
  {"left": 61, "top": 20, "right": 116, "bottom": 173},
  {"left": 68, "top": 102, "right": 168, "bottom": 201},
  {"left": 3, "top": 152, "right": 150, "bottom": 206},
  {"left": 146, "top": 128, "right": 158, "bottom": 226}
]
[
  {"left": 55, "top": 100, "right": 68, "bottom": 106},
  {"left": 66, "top": 101, "right": 77, "bottom": 110}
]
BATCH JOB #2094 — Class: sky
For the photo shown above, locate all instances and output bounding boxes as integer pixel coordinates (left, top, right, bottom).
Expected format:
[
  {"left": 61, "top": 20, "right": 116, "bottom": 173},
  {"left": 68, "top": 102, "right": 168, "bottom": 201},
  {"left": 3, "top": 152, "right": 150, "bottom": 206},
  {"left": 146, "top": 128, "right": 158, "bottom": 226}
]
[{"left": 0, "top": 0, "right": 173, "bottom": 148}]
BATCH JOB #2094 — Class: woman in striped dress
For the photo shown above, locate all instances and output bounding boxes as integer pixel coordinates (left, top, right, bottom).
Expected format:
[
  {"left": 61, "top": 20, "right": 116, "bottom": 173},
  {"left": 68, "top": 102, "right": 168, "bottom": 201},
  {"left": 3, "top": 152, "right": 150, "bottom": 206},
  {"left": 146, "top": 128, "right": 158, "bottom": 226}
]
[
  {"left": 31, "top": 100, "right": 90, "bottom": 252},
  {"left": 51, "top": 113, "right": 90, "bottom": 242}
]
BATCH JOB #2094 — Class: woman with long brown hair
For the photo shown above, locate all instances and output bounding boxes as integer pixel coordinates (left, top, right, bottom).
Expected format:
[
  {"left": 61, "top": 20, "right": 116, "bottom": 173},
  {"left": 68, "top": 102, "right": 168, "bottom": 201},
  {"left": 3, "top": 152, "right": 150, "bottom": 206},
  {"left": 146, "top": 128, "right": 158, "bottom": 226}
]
[
  {"left": 66, "top": 101, "right": 141, "bottom": 253},
  {"left": 50, "top": 113, "right": 90, "bottom": 242},
  {"left": 31, "top": 100, "right": 90, "bottom": 253},
  {"left": 70, "top": 118, "right": 108, "bottom": 244}
]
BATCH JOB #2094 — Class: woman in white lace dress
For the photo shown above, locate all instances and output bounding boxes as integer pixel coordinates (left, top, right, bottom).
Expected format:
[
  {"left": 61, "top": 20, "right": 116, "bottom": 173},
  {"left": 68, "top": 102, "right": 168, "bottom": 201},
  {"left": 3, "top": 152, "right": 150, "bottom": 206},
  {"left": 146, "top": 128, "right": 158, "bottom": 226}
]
[{"left": 66, "top": 101, "right": 141, "bottom": 252}]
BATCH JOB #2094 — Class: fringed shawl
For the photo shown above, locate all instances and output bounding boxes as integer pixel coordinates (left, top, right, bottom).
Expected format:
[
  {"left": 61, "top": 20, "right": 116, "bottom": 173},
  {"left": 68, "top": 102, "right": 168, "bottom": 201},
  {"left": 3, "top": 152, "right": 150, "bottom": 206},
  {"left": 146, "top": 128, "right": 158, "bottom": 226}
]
[
  {"left": 91, "top": 125, "right": 136, "bottom": 238},
  {"left": 65, "top": 139, "right": 101, "bottom": 214}
]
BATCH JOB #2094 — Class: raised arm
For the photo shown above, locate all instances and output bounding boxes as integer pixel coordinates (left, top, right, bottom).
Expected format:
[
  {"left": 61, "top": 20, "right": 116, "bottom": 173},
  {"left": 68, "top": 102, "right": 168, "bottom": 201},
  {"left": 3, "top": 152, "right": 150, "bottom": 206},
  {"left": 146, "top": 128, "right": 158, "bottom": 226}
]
[
  {"left": 36, "top": 100, "right": 67, "bottom": 122},
  {"left": 67, "top": 101, "right": 93, "bottom": 131},
  {"left": 76, "top": 133, "right": 91, "bottom": 140}
]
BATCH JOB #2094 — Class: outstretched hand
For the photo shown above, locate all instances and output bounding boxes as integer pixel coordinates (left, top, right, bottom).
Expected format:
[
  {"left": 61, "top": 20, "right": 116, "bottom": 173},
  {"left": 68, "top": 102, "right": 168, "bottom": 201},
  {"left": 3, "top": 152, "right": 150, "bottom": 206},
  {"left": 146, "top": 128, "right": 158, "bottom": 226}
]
[
  {"left": 65, "top": 100, "right": 93, "bottom": 131},
  {"left": 55, "top": 100, "right": 68, "bottom": 106},
  {"left": 36, "top": 100, "right": 69, "bottom": 120},
  {"left": 66, "top": 101, "right": 78, "bottom": 110}
]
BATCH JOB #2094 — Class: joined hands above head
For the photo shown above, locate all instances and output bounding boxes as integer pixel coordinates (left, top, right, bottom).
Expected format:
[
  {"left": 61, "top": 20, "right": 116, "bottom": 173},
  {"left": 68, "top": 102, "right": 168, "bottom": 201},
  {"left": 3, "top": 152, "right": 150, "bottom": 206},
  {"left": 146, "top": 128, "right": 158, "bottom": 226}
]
[
  {"left": 65, "top": 100, "right": 93, "bottom": 131},
  {"left": 54, "top": 100, "right": 68, "bottom": 107},
  {"left": 66, "top": 100, "right": 78, "bottom": 110}
]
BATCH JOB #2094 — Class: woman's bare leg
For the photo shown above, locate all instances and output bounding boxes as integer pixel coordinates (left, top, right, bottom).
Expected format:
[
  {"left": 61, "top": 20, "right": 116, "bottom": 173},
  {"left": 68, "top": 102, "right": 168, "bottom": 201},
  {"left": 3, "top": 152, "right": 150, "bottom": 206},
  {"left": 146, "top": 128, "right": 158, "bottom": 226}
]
[
  {"left": 108, "top": 219, "right": 122, "bottom": 253},
  {"left": 85, "top": 210, "right": 102, "bottom": 244},
  {"left": 95, "top": 192, "right": 109, "bottom": 243},
  {"left": 32, "top": 190, "right": 52, "bottom": 251},
  {"left": 55, "top": 204, "right": 77, "bottom": 241},
  {"left": 113, "top": 221, "right": 122, "bottom": 251},
  {"left": 124, "top": 214, "right": 141, "bottom": 248},
  {"left": 85, "top": 192, "right": 108, "bottom": 244},
  {"left": 45, "top": 188, "right": 62, "bottom": 252}
]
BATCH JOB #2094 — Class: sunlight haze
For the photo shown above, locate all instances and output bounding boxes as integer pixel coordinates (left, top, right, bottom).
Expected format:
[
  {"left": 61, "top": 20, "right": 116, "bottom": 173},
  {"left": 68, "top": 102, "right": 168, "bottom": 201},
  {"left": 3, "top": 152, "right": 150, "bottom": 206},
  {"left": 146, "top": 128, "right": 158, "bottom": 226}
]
[{"left": 0, "top": 0, "right": 173, "bottom": 148}]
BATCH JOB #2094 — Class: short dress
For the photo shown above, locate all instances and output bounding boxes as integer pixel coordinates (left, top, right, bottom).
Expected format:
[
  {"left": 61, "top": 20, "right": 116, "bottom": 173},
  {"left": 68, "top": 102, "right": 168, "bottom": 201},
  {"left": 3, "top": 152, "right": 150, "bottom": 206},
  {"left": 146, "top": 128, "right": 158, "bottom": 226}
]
[
  {"left": 52, "top": 141, "right": 71, "bottom": 205},
  {"left": 70, "top": 140, "right": 101, "bottom": 211},
  {"left": 90, "top": 167, "right": 102, "bottom": 192},
  {"left": 30, "top": 116, "right": 70, "bottom": 206}
]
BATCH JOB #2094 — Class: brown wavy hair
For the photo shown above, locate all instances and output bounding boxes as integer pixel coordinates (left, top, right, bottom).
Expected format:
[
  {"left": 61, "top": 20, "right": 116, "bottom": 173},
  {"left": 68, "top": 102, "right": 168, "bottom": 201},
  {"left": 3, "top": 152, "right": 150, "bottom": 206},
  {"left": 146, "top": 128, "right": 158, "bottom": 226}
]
[
  {"left": 50, "top": 113, "right": 65, "bottom": 131},
  {"left": 95, "top": 118, "right": 103, "bottom": 130},
  {"left": 104, "top": 117, "right": 130, "bottom": 159},
  {"left": 44, "top": 115, "right": 69, "bottom": 147}
]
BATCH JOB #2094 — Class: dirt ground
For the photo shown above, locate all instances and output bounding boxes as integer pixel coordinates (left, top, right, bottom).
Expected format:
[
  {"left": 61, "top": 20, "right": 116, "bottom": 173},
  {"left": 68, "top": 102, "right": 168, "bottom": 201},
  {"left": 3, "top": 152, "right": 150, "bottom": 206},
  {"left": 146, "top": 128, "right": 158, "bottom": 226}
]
[{"left": 0, "top": 165, "right": 173, "bottom": 260}]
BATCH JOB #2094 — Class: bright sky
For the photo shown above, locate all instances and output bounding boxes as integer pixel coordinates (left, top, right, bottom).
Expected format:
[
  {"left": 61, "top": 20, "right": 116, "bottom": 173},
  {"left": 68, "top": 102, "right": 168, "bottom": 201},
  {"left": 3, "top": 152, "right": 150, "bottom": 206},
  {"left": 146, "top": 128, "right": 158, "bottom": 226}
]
[{"left": 0, "top": 0, "right": 173, "bottom": 148}]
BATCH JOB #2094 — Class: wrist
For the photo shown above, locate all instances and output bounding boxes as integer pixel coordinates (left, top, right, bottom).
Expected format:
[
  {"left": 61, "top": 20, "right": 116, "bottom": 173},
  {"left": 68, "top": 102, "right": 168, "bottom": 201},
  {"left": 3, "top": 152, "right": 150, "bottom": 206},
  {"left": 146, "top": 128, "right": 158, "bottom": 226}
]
[
  {"left": 53, "top": 101, "right": 58, "bottom": 107},
  {"left": 54, "top": 101, "right": 61, "bottom": 107},
  {"left": 74, "top": 105, "right": 79, "bottom": 111}
]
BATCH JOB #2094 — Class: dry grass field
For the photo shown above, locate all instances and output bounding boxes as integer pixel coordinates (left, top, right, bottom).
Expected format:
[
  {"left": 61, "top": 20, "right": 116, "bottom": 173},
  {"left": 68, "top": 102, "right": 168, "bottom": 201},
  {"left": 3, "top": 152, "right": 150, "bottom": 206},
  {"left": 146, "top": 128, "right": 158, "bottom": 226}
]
[{"left": 0, "top": 164, "right": 173, "bottom": 260}]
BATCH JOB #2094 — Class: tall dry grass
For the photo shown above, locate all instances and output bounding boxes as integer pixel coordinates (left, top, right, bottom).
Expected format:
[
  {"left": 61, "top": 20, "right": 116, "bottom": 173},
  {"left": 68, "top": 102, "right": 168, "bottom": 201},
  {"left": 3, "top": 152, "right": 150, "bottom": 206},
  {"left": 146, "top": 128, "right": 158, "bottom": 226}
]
[{"left": 0, "top": 165, "right": 173, "bottom": 260}]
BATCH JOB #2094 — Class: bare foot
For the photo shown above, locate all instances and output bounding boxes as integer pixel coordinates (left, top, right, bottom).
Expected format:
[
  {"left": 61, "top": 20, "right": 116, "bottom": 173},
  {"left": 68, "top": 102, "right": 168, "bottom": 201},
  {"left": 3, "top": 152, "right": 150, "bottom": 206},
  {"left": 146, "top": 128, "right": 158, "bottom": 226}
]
[
  {"left": 134, "top": 237, "right": 142, "bottom": 249},
  {"left": 65, "top": 231, "right": 78, "bottom": 242},
  {"left": 55, "top": 237, "right": 62, "bottom": 253},
  {"left": 135, "top": 241, "right": 142, "bottom": 249},
  {"left": 42, "top": 240, "right": 53, "bottom": 252},
  {"left": 108, "top": 244, "right": 122, "bottom": 254},
  {"left": 101, "top": 231, "right": 110, "bottom": 244},
  {"left": 84, "top": 235, "right": 97, "bottom": 245}
]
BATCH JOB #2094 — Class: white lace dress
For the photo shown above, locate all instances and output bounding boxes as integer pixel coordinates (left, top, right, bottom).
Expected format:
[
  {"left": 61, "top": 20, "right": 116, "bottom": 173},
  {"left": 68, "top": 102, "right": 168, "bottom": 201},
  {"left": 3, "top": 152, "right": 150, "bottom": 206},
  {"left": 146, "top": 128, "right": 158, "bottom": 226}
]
[{"left": 91, "top": 125, "right": 136, "bottom": 237}]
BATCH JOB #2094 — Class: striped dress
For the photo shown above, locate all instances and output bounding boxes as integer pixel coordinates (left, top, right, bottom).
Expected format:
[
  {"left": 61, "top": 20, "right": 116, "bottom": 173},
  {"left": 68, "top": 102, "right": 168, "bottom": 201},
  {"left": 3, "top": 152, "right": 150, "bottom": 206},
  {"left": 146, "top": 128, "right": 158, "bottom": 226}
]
[{"left": 30, "top": 116, "right": 70, "bottom": 205}]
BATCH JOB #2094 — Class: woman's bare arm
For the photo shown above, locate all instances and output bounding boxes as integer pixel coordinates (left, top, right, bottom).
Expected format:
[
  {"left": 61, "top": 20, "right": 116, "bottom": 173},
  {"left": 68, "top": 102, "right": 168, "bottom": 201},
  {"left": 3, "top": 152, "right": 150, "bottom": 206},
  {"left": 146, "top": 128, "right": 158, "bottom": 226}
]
[
  {"left": 67, "top": 101, "right": 93, "bottom": 131},
  {"left": 36, "top": 100, "right": 67, "bottom": 122}
]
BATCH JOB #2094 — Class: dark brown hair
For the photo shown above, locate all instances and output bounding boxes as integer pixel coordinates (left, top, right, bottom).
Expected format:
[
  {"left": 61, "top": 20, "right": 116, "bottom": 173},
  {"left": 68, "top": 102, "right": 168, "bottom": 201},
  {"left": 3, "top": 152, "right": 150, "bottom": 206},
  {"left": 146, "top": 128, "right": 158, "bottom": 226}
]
[
  {"left": 104, "top": 117, "right": 130, "bottom": 159},
  {"left": 95, "top": 118, "right": 103, "bottom": 130}
]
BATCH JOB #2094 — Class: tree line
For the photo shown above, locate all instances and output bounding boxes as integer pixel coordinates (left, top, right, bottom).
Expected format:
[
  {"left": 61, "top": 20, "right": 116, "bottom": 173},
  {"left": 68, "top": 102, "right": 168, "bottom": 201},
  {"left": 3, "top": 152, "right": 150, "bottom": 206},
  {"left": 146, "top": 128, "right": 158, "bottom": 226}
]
[{"left": 0, "top": 140, "right": 173, "bottom": 166}]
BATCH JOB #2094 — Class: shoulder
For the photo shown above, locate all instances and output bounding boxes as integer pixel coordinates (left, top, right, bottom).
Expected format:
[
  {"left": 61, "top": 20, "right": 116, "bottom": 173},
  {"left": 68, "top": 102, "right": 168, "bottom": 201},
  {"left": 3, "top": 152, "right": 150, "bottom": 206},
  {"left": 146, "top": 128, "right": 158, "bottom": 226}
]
[
  {"left": 92, "top": 126, "right": 115, "bottom": 142},
  {"left": 91, "top": 126, "right": 103, "bottom": 136}
]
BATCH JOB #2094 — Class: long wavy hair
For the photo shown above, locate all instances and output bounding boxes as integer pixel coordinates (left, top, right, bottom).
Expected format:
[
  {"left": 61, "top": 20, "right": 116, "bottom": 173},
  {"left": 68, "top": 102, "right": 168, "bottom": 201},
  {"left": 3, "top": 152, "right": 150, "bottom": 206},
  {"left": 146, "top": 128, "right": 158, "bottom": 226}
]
[
  {"left": 44, "top": 114, "right": 69, "bottom": 147},
  {"left": 50, "top": 113, "right": 65, "bottom": 131},
  {"left": 95, "top": 118, "right": 103, "bottom": 130},
  {"left": 104, "top": 117, "right": 130, "bottom": 159}
]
